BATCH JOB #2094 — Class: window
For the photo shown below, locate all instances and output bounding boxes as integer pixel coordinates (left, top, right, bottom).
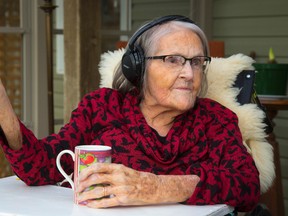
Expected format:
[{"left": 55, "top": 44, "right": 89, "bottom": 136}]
[
  {"left": 0, "top": 0, "right": 23, "bottom": 118},
  {"left": 0, "top": 0, "right": 51, "bottom": 137},
  {"left": 101, "top": 0, "right": 131, "bottom": 51}
]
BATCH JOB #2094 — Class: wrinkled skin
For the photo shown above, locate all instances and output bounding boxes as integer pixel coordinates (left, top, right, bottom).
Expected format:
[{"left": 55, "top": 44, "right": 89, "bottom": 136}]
[
  {"left": 77, "top": 163, "right": 200, "bottom": 208},
  {"left": 141, "top": 28, "right": 203, "bottom": 136},
  {"left": 0, "top": 78, "right": 22, "bottom": 150}
]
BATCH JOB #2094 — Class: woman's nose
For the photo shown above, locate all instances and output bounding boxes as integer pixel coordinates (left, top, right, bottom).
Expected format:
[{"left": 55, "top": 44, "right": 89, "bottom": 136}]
[{"left": 179, "top": 61, "right": 194, "bottom": 79}]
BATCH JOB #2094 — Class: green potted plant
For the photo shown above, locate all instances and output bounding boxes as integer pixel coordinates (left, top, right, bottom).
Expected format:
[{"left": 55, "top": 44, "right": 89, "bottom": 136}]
[{"left": 253, "top": 48, "right": 288, "bottom": 95}]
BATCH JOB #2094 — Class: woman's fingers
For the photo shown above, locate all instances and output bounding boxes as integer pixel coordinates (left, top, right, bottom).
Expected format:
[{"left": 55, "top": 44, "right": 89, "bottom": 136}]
[
  {"left": 78, "top": 185, "right": 133, "bottom": 208},
  {"left": 78, "top": 185, "right": 106, "bottom": 201},
  {"left": 77, "top": 185, "right": 123, "bottom": 207},
  {"left": 86, "top": 196, "right": 121, "bottom": 208},
  {"left": 77, "top": 163, "right": 123, "bottom": 193},
  {"left": 78, "top": 163, "right": 106, "bottom": 182},
  {"left": 78, "top": 163, "right": 133, "bottom": 189},
  {"left": 78, "top": 163, "right": 121, "bottom": 181},
  {"left": 77, "top": 172, "right": 110, "bottom": 193}
]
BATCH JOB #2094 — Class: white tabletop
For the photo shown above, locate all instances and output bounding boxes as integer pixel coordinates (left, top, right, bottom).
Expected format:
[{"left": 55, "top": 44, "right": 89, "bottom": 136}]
[{"left": 0, "top": 176, "right": 233, "bottom": 216}]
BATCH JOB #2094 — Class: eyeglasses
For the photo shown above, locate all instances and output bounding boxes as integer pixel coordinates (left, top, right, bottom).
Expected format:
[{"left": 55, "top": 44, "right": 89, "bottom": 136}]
[{"left": 145, "top": 55, "right": 211, "bottom": 72}]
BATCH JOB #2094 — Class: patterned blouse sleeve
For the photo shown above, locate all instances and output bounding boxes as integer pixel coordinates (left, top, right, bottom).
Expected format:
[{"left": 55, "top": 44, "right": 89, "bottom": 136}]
[
  {"left": 185, "top": 103, "right": 260, "bottom": 212},
  {"left": 0, "top": 92, "right": 96, "bottom": 186}
]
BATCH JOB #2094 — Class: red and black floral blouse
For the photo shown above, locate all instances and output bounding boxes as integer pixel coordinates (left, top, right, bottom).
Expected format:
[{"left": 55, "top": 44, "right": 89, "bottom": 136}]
[{"left": 0, "top": 88, "right": 260, "bottom": 212}]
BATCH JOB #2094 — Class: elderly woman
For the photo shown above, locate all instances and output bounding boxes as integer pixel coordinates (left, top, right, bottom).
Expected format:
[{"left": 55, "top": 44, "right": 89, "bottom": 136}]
[{"left": 0, "top": 15, "right": 259, "bottom": 212}]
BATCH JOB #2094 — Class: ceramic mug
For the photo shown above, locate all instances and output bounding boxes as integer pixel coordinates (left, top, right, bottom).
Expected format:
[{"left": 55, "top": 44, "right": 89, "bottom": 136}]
[{"left": 56, "top": 145, "right": 111, "bottom": 204}]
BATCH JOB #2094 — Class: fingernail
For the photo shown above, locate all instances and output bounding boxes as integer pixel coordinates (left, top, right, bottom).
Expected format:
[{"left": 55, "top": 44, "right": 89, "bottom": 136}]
[{"left": 78, "top": 200, "right": 87, "bottom": 205}]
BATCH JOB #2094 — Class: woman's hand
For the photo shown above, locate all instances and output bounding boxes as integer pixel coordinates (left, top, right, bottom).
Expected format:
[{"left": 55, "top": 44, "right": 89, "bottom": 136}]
[
  {"left": 0, "top": 78, "right": 22, "bottom": 150},
  {"left": 77, "top": 163, "right": 200, "bottom": 208}
]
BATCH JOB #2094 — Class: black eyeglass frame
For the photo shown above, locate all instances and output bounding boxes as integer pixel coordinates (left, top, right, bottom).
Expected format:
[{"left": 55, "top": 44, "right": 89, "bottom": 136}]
[{"left": 145, "top": 55, "right": 211, "bottom": 70}]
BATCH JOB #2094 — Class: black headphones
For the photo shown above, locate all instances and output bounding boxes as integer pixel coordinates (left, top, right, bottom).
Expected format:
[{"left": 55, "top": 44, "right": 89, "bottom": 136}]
[{"left": 121, "top": 15, "right": 195, "bottom": 86}]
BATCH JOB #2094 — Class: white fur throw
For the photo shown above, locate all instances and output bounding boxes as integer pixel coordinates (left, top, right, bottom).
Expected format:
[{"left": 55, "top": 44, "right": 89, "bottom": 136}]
[{"left": 98, "top": 49, "right": 275, "bottom": 193}]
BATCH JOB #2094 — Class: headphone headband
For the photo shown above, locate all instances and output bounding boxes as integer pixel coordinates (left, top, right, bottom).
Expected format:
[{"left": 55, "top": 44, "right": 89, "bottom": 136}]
[
  {"left": 128, "top": 15, "right": 195, "bottom": 50},
  {"left": 122, "top": 15, "right": 195, "bottom": 86}
]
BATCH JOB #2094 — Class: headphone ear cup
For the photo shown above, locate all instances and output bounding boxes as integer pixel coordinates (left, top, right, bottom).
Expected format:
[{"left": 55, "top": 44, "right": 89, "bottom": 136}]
[{"left": 122, "top": 45, "right": 145, "bottom": 85}]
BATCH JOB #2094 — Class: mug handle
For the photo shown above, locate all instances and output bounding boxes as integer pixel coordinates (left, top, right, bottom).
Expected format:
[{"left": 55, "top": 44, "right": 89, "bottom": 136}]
[{"left": 56, "top": 150, "right": 75, "bottom": 190}]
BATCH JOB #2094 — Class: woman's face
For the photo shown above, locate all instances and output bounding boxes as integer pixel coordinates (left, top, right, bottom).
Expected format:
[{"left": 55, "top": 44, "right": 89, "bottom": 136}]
[{"left": 142, "top": 28, "right": 204, "bottom": 113}]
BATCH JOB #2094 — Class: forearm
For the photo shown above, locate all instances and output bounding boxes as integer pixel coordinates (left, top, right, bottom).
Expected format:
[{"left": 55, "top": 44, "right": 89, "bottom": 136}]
[
  {"left": 0, "top": 82, "right": 22, "bottom": 150},
  {"left": 144, "top": 172, "right": 200, "bottom": 204},
  {"left": 0, "top": 115, "right": 22, "bottom": 150}
]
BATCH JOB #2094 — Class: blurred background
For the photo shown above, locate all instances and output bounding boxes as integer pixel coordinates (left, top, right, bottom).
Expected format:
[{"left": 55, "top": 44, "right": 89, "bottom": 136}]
[{"left": 0, "top": 0, "right": 288, "bottom": 215}]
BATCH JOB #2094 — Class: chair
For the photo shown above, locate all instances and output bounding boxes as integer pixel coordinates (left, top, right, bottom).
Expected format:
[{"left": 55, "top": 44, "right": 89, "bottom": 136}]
[
  {"left": 202, "top": 54, "right": 275, "bottom": 194},
  {"left": 234, "top": 70, "right": 273, "bottom": 134},
  {"left": 98, "top": 50, "right": 275, "bottom": 196}
]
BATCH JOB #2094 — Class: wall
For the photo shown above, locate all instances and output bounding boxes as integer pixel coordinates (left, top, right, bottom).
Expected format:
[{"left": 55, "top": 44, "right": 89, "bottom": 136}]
[
  {"left": 212, "top": 0, "right": 288, "bottom": 63},
  {"left": 131, "top": 0, "right": 190, "bottom": 29},
  {"left": 212, "top": 0, "right": 288, "bottom": 215}
]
